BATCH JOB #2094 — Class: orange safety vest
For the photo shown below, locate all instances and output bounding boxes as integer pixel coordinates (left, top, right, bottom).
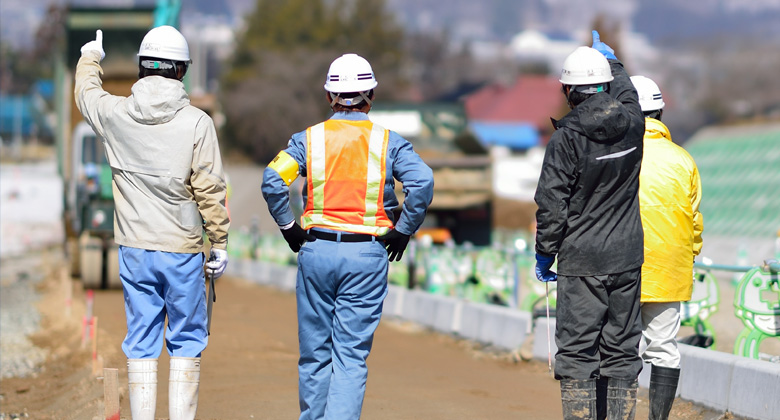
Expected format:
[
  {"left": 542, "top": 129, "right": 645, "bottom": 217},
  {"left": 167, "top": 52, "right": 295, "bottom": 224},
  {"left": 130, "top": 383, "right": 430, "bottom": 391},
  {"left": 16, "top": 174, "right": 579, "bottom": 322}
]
[{"left": 301, "top": 119, "right": 394, "bottom": 235}]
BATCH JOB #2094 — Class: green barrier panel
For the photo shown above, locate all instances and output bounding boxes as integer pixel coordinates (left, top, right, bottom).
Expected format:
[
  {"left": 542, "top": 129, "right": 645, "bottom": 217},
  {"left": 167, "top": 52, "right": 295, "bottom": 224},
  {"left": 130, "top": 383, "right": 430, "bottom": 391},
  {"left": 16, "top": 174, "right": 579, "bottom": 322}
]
[
  {"left": 388, "top": 260, "right": 408, "bottom": 288},
  {"left": 679, "top": 269, "right": 719, "bottom": 349},
  {"left": 733, "top": 266, "right": 780, "bottom": 359}
]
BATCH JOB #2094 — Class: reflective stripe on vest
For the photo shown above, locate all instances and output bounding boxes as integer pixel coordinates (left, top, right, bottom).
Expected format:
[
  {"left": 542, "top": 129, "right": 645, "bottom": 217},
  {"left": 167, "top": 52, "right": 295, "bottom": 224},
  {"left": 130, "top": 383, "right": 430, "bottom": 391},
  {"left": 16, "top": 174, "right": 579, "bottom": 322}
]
[{"left": 302, "top": 120, "right": 393, "bottom": 235}]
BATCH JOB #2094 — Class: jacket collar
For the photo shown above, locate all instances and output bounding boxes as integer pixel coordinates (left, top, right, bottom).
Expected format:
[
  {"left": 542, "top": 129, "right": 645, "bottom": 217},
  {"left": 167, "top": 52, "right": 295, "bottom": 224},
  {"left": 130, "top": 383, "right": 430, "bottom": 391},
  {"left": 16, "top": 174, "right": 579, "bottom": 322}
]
[
  {"left": 329, "top": 111, "right": 370, "bottom": 121},
  {"left": 645, "top": 117, "right": 671, "bottom": 141}
]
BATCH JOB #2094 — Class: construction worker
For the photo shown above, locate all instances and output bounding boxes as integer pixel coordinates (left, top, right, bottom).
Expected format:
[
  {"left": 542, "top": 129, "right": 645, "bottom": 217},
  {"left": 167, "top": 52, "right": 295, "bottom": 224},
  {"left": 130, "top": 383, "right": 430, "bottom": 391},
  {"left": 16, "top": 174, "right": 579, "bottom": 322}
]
[
  {"left": 534, "top": 31, "right": 645, "bottom": 420},
  {"left": 75, "top": 26, "right": 229, "bottom": 420},
  {"left": 631, "top": 75, "right": 703, "bottom": 420},
  {"left": 261, "top": 53, "right": 433, "bottom": 420}
]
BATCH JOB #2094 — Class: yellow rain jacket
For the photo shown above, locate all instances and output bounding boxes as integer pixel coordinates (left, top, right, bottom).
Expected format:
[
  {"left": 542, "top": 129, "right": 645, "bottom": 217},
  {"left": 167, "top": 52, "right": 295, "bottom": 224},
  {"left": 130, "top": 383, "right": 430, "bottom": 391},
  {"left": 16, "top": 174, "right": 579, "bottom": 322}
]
[{"left": 639, "top": 118, "right": 703, "bottom": 302}]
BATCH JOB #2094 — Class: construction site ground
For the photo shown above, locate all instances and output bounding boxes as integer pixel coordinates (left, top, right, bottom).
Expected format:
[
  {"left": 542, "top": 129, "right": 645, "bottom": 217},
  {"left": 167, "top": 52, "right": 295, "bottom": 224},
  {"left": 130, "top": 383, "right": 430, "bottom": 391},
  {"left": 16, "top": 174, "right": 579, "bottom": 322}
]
[
  {"left": 0, "top": 249, "right": 737, "bottom": 420},
  {"left": 0, "top": 161, "right": 745, "bottom": 419}
]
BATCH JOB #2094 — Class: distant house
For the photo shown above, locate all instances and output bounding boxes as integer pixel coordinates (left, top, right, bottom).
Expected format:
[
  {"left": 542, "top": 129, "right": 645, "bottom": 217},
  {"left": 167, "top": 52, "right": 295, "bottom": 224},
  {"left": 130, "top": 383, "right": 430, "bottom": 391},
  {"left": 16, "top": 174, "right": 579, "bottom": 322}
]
[
  {"left": 370, "top": 102, "right": 493, "bottom": 245},
  {"left": 370, "top": 102, "right": 468, "bottom": 156},
  {"left": 464, "top": 75, "right": 565, "bottom": 149}
]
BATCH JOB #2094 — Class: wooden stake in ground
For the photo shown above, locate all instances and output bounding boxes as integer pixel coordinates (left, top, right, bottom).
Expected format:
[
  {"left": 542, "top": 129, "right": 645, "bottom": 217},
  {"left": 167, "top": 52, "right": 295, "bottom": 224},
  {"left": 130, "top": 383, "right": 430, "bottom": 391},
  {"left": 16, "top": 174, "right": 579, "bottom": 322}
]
[
  {"left": 103, "top": 368, "right": 120, "bottom": 420},
  {"left": 91, "top": 316, "right": 100, "bottom": 375},
  {"left": 61, "top": 267, "right": 72, "bottom": 317},
  {"left": 82, "top": 290, "right": 94, "bottom": 348}
]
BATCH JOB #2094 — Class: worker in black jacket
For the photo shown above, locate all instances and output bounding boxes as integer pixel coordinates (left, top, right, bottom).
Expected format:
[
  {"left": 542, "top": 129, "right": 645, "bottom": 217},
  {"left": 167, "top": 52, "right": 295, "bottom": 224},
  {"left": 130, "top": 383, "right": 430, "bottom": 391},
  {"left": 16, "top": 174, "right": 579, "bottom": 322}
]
[{"left": 534, "top": 31, "right": 645, "bottom": 420}]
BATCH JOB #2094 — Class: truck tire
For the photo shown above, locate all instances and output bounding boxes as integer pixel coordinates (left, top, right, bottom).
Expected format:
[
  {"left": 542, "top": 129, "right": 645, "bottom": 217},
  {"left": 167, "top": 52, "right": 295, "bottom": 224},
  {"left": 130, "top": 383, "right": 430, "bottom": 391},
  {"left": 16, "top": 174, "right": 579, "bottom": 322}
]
[
  {"left": 68, "top": 237, "right": 81, "bottom": 277},
  {"left": 79, "top": 234, "right": 103, "bottom": 289},
  {"left": 107, "top": 244, "right": 122, "bottom": 289}
]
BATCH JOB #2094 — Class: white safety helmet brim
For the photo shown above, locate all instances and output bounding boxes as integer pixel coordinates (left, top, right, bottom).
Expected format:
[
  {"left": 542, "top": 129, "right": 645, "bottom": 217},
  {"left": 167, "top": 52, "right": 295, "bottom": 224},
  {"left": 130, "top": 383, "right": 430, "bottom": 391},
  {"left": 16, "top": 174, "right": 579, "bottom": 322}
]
[
  {"left": 138, "top": 25, "right": 191, "bottom": 63},
  {"left": 560, "top": 46, "right": 614, "bottom": 86},
  {"left": 630, "top": 75, "right": 665, "bottom": 112}
]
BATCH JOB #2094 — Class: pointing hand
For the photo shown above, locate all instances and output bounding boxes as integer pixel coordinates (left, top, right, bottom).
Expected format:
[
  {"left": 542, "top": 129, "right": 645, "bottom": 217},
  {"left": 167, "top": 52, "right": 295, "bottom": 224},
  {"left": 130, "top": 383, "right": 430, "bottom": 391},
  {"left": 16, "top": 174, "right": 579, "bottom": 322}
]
[
  {"left": 80, "top": 29, "right": 105, "bottom": 61},
  {"left": 591, "top": 30, "right": 616, "bottom": 60}
]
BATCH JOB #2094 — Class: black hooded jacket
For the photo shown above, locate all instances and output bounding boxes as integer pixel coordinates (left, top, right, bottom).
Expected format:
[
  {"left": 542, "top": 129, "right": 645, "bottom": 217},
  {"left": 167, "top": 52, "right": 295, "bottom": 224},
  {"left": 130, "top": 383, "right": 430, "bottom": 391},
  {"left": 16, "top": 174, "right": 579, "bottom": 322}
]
[{"left": 534, "top": 60, "right": 645, "bottom": 276}]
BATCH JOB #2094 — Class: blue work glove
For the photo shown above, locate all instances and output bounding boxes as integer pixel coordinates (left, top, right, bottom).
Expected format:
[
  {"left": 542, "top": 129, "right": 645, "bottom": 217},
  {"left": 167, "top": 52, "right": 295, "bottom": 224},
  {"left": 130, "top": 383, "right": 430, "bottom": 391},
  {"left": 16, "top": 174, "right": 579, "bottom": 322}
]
[
  {"left": 591, "top": 30, "right": 616, "bottom": 60},
  {"left": 80, "top": 29, "right": 105, "bottom": 61},
  {"left": 535, "top": 253, "right": 558, "bottom": 282}
]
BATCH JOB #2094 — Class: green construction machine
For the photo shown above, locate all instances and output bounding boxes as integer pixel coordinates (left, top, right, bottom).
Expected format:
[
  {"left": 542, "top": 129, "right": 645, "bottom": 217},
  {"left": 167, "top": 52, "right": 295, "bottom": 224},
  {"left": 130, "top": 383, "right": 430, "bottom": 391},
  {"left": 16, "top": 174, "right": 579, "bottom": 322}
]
[{"left": 57, "top": 5, "right": 158, "bottom": 288}]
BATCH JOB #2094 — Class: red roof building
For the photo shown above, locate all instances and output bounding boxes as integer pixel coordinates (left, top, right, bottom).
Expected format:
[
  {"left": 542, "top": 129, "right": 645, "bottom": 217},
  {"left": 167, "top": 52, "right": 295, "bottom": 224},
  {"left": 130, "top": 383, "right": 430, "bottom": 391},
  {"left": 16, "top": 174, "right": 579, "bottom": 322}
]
[{"left": 464, "top": 75, "right": 565, "bottom": 144}]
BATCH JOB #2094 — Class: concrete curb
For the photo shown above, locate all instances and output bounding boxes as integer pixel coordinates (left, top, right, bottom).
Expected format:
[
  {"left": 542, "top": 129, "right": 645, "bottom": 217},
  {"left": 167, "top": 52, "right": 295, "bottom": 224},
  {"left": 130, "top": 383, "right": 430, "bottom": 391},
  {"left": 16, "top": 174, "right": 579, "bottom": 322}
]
[
  {"left": 679, "top": 344, "right": 735, "bottom": 411},
  {"left": 531, "top": 317, "right": 557, "bottom": 363},
  {"left": 728, "top": 357, "right": 780, "bottom": 419},
  {"left": 229, "top": 260, "right": 780, "bottom": 420}
]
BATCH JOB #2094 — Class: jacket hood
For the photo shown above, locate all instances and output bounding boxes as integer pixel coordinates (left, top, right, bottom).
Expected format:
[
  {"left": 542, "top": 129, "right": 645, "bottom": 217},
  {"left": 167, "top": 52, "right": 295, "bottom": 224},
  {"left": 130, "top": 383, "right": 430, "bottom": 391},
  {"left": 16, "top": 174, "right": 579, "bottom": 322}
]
[
  {"left": 556, "top": 92, "right": 630, "bottom": 143},
  {"left": 645, "top": 117, "right": 671, "bottom": 141},
  {"left": 127, "top": 76, "right": 190, "bottom": 125}
]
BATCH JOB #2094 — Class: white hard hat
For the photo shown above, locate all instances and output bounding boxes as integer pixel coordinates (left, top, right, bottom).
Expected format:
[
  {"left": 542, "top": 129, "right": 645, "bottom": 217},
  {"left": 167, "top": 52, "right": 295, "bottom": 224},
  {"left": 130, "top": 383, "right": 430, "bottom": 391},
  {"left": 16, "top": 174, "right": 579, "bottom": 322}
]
[
  {"left": 559, "top": 46, "right": 614, "bottom": 86},
  {"left": 630, "top": 75, "right": 665, "bottom": 111},
  {"left": 138, "top": 25, "right": 190, "bottom": 62},
  {"left": 324, "top": 53, "right": 378, "bottom": 93}
]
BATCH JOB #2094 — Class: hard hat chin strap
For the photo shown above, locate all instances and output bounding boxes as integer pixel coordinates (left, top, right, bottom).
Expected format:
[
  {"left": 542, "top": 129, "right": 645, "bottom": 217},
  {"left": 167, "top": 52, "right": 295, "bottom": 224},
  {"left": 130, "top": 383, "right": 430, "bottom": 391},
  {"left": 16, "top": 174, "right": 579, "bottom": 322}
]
[
  {"left": 359, "top": 91, "right": 373, "bottom": 106},
  {"left": 328, "top": 91, "right": 373, "bottom": 108}
]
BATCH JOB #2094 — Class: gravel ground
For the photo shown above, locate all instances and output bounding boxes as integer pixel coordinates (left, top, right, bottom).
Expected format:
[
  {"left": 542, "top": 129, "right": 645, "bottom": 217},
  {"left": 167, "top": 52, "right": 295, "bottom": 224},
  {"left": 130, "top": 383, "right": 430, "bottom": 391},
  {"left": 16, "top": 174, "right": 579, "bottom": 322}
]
[
  {"left": 0, "top": 160, "right": 63, "bottom": 383},
  {"left": 0, "top": 255, "right": 48, "bottom": 380}
]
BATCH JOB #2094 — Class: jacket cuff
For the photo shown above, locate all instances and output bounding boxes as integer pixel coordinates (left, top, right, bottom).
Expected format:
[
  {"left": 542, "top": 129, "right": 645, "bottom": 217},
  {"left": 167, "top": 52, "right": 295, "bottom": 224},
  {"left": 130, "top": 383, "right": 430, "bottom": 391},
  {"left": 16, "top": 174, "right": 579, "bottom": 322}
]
[
  {"left": 392, "top": 219, "right": 415, "bottom": 236},
  {"left": 210, "top": 242, "right": 227, "bottom": 251},
  {"left": 535, "top": 250, "right": 556, "bottom": 259}
]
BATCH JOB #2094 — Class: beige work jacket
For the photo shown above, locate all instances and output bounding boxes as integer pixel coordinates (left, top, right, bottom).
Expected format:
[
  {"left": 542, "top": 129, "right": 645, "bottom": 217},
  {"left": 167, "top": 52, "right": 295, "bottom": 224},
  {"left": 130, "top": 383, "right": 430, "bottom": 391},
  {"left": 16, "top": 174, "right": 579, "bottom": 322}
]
[{"left": 75, "top": 51, "right": 229, "bottom": 253}]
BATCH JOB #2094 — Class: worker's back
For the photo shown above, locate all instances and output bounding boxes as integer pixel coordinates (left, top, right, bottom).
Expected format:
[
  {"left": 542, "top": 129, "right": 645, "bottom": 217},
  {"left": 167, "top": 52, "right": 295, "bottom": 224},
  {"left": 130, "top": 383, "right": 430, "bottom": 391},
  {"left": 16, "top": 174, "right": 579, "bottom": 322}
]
[
  {"left": 75, "top": 56, "right": 227, "bottom": 253},
  {"left": 536, "top": 60, "right": 645, "bottom": 277}
]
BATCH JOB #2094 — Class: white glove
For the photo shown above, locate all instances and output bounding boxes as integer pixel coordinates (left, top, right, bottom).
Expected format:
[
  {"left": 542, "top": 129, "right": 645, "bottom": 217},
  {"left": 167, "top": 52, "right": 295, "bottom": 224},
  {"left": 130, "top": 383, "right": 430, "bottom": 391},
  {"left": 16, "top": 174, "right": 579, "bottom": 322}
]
[
  {"left": 80, "top": 29, "right": 105, "bottom": 61},
  {"left": 205, "top": 248, "right": 228, "bottom": 279}
]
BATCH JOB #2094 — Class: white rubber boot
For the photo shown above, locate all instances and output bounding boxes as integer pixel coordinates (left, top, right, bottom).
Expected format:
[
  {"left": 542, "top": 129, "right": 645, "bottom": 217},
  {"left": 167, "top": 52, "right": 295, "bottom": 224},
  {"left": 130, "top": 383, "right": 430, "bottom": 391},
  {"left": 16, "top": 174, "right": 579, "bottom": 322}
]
[
  {"left": 127, "top": 358, "right": 157, "bottom": 420},
  {"left": 169, "top": 357, "right": 201, "bottom": 420}
]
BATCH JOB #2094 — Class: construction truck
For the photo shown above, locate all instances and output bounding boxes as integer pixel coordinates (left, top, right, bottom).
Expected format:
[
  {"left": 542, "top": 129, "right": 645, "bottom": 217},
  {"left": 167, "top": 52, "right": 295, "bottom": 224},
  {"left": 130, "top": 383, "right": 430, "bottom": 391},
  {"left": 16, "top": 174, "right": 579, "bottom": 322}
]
[
  {"left": 57, "top": 6, "right": 156, "bottom": 288},
  {"left": 66, "top": 121, "right": 119, "bottom": 288}
]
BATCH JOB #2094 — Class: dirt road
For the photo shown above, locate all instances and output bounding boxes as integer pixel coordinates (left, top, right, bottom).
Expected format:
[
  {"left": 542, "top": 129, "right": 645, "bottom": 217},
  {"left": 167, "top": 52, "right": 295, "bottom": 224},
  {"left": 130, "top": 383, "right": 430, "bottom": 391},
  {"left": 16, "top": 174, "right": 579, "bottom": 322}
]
[
  {"left": 2, "top": 255, "right": 735, "bottom": 420},
  {"left": 93, "top": 275, "right": 564, "bottom": 419}
]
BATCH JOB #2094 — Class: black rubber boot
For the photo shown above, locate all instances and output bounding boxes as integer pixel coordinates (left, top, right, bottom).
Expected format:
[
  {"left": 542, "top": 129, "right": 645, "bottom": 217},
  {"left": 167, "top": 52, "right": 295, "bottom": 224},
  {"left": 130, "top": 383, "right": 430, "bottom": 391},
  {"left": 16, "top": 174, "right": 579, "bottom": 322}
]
[
  {"left": 607, "top": 378, "right": 638, "bottom": 420},
  {"left": 560, "top": 378, "right": 598, "bottom": 420},
  {"left": 596, "top": 376, "right": 608, "bottom": 420},
  {"left": 648, "top": 365, "right": 680, "bottom": 420}
]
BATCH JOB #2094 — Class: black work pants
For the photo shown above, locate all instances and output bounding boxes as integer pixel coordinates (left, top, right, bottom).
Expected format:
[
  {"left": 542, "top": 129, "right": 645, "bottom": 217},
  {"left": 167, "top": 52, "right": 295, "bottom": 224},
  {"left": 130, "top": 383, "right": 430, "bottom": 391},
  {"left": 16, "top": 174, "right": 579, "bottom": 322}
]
[{"left": 554, "top": 267, "right": 643, "bottom": 380}]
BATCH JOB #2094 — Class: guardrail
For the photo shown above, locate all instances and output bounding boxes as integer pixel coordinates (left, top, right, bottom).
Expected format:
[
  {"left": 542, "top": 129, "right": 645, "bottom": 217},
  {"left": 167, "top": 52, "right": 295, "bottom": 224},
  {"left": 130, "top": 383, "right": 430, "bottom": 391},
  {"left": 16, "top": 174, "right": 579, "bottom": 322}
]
[{"left": 695, "top": 260, "right": 780, "bottom": 273}]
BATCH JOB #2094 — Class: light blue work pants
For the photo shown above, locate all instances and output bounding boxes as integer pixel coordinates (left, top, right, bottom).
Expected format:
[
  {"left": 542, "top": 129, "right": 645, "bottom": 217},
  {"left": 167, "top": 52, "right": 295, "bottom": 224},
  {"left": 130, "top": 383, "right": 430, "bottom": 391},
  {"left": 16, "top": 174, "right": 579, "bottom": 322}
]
[
  {"left": 118, "top": 246, "right": 208, "bottom": 359},
  {"left": 296, "top": 237, "right": 388, "bottom": 420}
]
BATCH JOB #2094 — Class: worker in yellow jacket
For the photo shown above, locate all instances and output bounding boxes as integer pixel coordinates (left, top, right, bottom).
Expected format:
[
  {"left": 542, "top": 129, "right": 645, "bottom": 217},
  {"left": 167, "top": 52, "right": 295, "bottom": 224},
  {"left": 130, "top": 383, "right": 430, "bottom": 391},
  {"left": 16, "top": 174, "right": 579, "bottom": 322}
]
[{"left": 631, "top": 75, "right": 703, "bottom": 420}]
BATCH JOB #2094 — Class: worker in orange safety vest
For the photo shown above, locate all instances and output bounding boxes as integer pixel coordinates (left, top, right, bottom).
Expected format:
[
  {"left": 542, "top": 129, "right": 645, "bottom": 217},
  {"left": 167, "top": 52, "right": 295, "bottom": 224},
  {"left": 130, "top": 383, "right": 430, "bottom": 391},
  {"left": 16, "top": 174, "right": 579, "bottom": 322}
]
[{"left": 261, "top": 53, "right": 434, "bottom": 420}]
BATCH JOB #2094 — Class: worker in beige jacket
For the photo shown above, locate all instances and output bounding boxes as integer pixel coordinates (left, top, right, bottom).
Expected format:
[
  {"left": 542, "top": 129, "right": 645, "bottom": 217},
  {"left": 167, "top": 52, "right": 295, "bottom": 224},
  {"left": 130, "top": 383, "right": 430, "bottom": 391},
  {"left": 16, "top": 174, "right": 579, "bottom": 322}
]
[
  {"left": 631, "top": 75, "right": 703, "bottom": 420},
  {"left": 75, "top": 26, "right": 229, "bottom": 420}
]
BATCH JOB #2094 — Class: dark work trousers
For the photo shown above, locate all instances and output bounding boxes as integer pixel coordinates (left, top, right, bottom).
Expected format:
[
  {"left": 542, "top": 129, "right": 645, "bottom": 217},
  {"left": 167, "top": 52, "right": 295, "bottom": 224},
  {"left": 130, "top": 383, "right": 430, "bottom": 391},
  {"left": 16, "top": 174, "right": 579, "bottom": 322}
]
[{"left": 554, "top": 267, "right": 643, "bottom": 380}]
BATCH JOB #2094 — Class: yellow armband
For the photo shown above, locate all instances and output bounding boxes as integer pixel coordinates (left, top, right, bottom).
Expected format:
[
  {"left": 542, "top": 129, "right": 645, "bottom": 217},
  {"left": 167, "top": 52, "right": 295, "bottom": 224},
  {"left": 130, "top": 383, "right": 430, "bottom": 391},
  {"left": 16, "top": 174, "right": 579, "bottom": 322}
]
[{"left": 268, "top": 150, "right": 300, "bottom": 186}]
